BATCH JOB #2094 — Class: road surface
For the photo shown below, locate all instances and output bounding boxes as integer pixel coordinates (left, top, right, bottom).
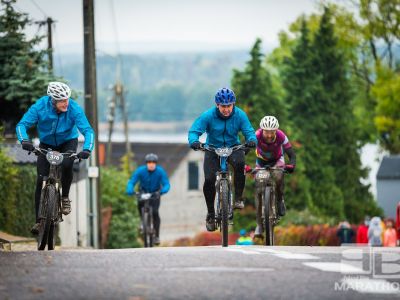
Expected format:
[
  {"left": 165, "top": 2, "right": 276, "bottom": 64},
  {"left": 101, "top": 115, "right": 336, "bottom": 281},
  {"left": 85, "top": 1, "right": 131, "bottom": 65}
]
[{"left": 1, "top": 246, "right": 400, "bottom": 299}]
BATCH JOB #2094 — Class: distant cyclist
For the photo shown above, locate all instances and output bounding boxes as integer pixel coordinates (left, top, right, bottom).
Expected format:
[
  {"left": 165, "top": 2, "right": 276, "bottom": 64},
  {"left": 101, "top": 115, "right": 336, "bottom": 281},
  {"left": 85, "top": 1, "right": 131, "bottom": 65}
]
[
  {"left": 188, "top": 87, "right": 256, "bottom": 232},
  {"left": 254, "top": 115, "right": 296, "bottom": 221},
  {"left": 16, "top": 82, "right": 94, "bottom": 235},
  {"left": 126, "top": 153, "right": 170, "bottom": 245}
]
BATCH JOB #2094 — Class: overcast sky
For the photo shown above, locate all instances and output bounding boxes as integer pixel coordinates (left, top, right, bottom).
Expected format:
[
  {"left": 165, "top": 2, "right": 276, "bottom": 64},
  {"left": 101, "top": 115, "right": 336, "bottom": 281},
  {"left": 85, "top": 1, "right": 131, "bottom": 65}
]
[{"left": 15, "top": 0, "right": 320, "bottom": 53}]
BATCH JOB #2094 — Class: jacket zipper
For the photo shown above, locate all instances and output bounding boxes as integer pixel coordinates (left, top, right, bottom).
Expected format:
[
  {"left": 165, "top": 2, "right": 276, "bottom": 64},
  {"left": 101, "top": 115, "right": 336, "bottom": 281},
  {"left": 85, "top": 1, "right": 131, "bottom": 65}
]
[
  {"left": 222, "top": 120, "right": 227, "bottom": 147},
  {"left": 54, "top": 114, "right": 60, "bottom": 146}
]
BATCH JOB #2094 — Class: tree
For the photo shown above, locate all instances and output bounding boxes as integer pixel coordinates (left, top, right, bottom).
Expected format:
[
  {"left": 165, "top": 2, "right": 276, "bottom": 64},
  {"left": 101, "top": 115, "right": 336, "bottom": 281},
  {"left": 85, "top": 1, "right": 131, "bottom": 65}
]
[
  {"left": 232, "top": 38, "right": 285, "bottom": 129},
  {"left": 0, "top": 0, "right": 55, "bottom": 135},
  {"left": 283, "top": 18, "right": 343, "bottom": 218}
]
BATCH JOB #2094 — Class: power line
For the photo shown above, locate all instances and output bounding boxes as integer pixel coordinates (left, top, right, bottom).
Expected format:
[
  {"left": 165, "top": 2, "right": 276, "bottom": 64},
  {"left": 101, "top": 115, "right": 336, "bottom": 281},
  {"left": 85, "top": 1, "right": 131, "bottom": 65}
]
[{"left": 30, "top": 0, "right": 47, "bottom": 17}]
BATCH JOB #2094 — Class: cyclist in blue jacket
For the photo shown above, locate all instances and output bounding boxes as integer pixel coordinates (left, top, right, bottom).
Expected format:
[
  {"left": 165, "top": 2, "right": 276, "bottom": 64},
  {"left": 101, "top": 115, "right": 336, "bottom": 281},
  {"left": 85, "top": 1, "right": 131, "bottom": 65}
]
[
  {"left": 188, "top": 87, "right": 256, "bottom": 231},
  {"left": 126, "top": 153, "right": 170, "bottom": 245},
  {"left": 16, "top": 82, "right": 94, "bottom": 235}
]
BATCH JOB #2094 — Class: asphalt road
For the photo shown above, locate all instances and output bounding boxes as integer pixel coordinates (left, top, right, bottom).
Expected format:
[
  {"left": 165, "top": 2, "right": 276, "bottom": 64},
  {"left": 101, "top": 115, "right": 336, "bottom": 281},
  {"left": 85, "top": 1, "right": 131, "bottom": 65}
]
[{"left": 1, "top": 246, "right": 400, "bottom": 300}]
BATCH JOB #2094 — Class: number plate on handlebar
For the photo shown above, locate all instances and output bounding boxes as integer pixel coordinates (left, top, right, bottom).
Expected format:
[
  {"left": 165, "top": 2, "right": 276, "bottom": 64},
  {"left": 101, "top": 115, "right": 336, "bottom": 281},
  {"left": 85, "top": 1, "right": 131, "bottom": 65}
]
[
  {"left": 215, "top": 147, "right": 233, "bottom": 157},
  {"left": 255, "top": 170, "right": 270, "bottom": 180},
  {"left": 46, "top": 151, "right": 64, "bottom": 165}
]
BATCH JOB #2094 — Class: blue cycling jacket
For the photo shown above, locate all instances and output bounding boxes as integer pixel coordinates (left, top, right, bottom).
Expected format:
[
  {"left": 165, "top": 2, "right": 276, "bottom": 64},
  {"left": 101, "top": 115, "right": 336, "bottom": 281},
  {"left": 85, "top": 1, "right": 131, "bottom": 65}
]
[
  {"left": 126, "top": 165, "right": 170, "bottom": 196},
  {"left": 188, "top": 106, "right": 256, "bottom": 147},
  {"left": 16, "top": 96, "right": 95, "bottom": 151}
]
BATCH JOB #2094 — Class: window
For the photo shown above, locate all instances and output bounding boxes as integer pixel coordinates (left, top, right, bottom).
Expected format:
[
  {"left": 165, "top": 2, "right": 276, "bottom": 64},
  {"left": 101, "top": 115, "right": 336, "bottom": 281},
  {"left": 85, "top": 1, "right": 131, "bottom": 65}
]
[{"left": 188, "top": 161, "right": 199, "bottom": 190}]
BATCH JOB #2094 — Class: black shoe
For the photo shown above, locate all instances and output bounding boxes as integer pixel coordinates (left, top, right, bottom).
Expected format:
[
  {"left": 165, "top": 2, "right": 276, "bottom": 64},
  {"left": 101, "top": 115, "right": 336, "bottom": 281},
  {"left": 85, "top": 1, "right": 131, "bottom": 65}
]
[
  {"left": 61, "top": 197, "right": 71, "bottom": 215},
  {"left": 206, "top": 213, "right": 216, "bottom": 232},
  {"left": 154, "top": 236, "right": 160, "bottom": 245},
  {"left": 254, "top": 225, "right": 263, "bottom": 238},
  {"left": 234, "top": 199, "right": 244, "bottom": 209},
  {"left": 31, "top": 223, "right": 40, "bottom": 235},
  {"left": 278, "top": 199, "right": 286, "bottom": 217}
]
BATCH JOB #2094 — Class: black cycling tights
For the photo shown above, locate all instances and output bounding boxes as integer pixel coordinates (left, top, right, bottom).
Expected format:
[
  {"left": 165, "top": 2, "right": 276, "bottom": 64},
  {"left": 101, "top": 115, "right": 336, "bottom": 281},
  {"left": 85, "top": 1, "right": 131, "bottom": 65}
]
[
  {"left": 203, "top": 150, "right": 246, "bottom": 215},
  {"left": 34, "top": 139, "right": 78, "bottom": 222},
  {"left": 138, "top": 196, "right": 161, "bottom": 238}
]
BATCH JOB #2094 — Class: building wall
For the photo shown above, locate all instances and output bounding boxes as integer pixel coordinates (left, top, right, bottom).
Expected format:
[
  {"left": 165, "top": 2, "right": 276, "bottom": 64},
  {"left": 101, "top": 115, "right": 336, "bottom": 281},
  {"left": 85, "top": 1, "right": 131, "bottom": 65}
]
[
  {"left": 160, "top": 150, "right": 207, "bottom": 242},
  {"left": 59, "top": 179, "right": 89, "bottom": 247},
  {"left": 377, "top": 179, "right": 400, "bottom": 219}
]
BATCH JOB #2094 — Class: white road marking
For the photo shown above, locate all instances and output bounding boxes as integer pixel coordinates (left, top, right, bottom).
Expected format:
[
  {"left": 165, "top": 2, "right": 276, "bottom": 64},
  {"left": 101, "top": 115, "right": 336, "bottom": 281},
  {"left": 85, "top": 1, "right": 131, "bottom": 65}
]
[
  {"left": 273, "top": 253, "right": 320, "bottom": 260},
  {"left": 225, "top": 248, "right": 261, "bottom": 255},
  {"left": 339, "top": 277, "right": 400, "bottom": 294},
  {"left": 164, "top": 267, "right": 273, "bottom": 272},
  {"left": 303, "top": 262, "right": 369, "bottom": 274},
  {"left": 227, "top": 247, "right": 320, "bottom": 259}
]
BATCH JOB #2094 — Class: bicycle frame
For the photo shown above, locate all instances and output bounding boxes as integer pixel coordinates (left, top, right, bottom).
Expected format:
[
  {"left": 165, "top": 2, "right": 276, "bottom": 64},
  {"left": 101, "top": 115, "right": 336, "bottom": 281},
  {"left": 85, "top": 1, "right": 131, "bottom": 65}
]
[
  {"left": 136, "top": 192, "right": 157, "bottom": 248},
  {"left": 34, "top": 147, "right": 78, "bottom": 250},
  {"left": 201, "top": 144, "right": 246, "bottom": 247},
  {"left": 252, "top": 166, "right": 285, "bottom": 245}
]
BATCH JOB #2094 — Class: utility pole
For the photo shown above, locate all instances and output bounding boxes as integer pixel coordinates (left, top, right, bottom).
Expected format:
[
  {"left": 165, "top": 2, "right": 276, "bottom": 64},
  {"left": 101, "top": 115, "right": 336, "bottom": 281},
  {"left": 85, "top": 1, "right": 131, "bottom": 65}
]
[
  {"left": 106, "top": 80, "right": 131, "bottom": 165},
  {"left": 35, "top": 17, "right": 55, "bottom": 72},
  {"left": 83, "top": 0, "right": 101, "bottom": 249}
]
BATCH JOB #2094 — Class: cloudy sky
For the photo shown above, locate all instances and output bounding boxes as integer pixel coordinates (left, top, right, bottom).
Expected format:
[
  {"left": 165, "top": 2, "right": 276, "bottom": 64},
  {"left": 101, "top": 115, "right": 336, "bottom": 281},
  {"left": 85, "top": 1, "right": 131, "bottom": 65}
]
[{"left": 16, "top": 0, "right": 320, "bottom": 53}]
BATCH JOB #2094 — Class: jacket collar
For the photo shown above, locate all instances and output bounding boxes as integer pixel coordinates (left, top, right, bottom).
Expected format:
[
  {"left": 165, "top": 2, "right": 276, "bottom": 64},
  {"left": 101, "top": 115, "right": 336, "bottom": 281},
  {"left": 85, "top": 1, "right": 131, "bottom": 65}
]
[{"left": 215, "top": 106, "right": 236, "bottom": 120}]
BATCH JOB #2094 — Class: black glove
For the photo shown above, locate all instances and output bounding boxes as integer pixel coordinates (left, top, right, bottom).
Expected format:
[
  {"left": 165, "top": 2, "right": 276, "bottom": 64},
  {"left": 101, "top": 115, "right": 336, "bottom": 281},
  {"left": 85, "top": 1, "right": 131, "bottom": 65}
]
[
  {"left": 245, "top": 140, "right": 256, "bottom": 148},
  {"left": 152, "top": 191, "right": 161, "bottom": 198},
  {"left": 21, "top": 140, "right": 35, "bottom": 152},
  {"left": 190, "top": 141, "right": 201, "bottom": 151},
  {"left": 77, "top": 149, "right": 91, "bottom": 159}
]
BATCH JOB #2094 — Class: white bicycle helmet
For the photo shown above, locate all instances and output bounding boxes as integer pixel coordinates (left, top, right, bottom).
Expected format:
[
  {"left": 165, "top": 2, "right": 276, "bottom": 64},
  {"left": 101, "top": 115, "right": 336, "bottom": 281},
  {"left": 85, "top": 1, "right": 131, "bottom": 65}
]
[
  {"left": 260, "top": 115, "right": 279, "bottom": 130},
  {"left": 47, "top": 82, "right": 71, "bottom": 100}
]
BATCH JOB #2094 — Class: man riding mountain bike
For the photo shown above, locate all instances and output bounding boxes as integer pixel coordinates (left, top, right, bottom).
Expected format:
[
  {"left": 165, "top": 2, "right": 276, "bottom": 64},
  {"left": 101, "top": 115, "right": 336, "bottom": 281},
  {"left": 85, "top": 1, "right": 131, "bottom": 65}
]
[
  {"left": 188, "top": 87, "right": 257, "bottom": 232},
  {"left": 253, "top": 115, "right": 296, "bottom": 230},
  {"left": 126, "top": 153, "right": 170, "bottom": 245},
  {"left": 16, "top": 82, "right": 95, "bottom": 235}
]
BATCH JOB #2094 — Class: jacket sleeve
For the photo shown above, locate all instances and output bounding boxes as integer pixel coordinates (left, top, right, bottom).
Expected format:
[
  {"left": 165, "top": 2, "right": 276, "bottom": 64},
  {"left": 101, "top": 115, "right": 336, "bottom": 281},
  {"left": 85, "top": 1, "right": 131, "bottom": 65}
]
[
  {"left": 126, "top": 169, "right": 140, "bottom": 196},
  {"left": 159, "top": 167, "right": 170, "bottom": 195},
  {"left": 285, "top": 147, "right": 296, "bottom": 165},
  {"left": 188, "top": 113, "right": 208, "bottom": 146},
  {"left": 16, "top": 103, "right": 39, "bottom": 142},
  {"left": 240, "top": 112, "right": 257, "bottom": 143},
  {"left": 74, "top": 105, "right": 95, "bottom": 151}
]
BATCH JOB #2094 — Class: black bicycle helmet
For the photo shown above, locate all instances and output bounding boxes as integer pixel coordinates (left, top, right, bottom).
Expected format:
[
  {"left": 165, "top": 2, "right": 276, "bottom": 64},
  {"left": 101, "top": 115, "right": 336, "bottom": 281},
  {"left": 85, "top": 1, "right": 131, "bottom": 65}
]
[{"left": 145, "top": 153, "right": 158, "bottom": 163}]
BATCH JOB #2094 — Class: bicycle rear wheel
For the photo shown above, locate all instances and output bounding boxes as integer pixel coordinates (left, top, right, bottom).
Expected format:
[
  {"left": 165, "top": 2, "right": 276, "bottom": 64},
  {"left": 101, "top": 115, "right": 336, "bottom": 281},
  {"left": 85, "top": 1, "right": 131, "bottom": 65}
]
[
  {"left": 37, "top": 185, "right": 57, "bottom": 251},
  {"left": 264, "top": 186, "right": 275, "bottom": 246},
  {"left": 220, "top": 179, "right": 229, "bottom": 247}
]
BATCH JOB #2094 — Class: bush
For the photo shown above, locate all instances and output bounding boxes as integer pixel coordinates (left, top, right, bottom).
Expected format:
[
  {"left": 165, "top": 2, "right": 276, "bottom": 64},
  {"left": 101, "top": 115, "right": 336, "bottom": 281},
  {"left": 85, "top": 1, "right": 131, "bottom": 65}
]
[
  {"left": 0, "top": 132, "right": 36, "bottom": 237},
  {"left": 13, "top": 165, "right": 36, "bottom": 236},
  {"left": 101, "top": 166, "right": 141, "bottom": 248},
  {"left": 0, "top": 147, "right": 18, "bottom": 233}
]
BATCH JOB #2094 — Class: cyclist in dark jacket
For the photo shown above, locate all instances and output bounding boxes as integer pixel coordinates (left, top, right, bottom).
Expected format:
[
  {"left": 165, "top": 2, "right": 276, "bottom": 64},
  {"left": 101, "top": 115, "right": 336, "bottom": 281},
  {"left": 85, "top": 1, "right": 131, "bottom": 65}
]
[
  {"left": 16, "top": 82, "right": 94, "bottom": 235},
  {"left": 126, "top": 153, "right": 170, "bottom": 245},
  {"left": 188, "top": 87, "right": 256, "bottom": 231}
]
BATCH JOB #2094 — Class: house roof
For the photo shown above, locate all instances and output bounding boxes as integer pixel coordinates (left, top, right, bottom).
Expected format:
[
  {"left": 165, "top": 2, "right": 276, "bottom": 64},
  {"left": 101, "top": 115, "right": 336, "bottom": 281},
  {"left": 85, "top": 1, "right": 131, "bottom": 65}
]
[
  {"left": 377, "top": 155, "right": 400, "bottom": 180},
  {"left": 2, "top": 144, "right": 37, "bottom": 164},
  {"left": 100, "top": 142, "right": 191, "bottom": 176}
]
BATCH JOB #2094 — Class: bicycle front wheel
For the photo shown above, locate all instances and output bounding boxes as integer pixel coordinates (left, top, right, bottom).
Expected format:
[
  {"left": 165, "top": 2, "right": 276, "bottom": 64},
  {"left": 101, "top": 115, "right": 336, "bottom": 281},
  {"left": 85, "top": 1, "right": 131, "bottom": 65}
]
[
  {"left": 48, "top": 190, "right": 61, "bottom": 250},
  {"left": 264, "top": 186, "right": 274, "bottom": 246},
  {"left": 220, "top": 179, "right": 229, "bottom": 247},
  {"left": 38, "top": 185, "right": 57, "bottom": 251}
]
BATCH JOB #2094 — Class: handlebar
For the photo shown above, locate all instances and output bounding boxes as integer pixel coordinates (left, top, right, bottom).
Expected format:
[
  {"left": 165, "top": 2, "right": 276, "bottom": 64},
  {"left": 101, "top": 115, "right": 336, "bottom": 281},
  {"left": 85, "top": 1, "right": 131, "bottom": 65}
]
[
  {"left": 135, "top": 192, "right": 160, "bottom": 201},
  {"left": 31, "top": 147, "right": 79, "bottom": 160},
  {"left": 246, "top": 166, "right": 287, "bottom": 175}
]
